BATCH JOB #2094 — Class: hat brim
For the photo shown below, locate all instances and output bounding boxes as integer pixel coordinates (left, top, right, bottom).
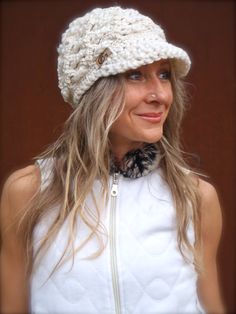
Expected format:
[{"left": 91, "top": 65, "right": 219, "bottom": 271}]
[{"left": 101, "top": 39, "right": 190, "bottom": 78}]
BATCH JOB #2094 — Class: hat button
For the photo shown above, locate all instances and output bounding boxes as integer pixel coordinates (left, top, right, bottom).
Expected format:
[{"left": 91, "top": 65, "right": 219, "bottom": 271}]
[{"left": 96, "top": 48, "right": 112, "bottom": 67}]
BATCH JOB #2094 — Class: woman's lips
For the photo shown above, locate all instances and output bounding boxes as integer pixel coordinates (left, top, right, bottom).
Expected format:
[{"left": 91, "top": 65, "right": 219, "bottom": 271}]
[{"left": 137, "top": 112, "right": 163, "bottom": 122}]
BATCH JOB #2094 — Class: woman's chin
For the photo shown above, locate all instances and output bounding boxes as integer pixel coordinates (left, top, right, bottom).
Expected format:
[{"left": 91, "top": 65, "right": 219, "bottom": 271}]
[
  {"left": 144, "top": 137, "right": 162, "bottom": 144},
  {"left": 141, "top": 130, "right": 163, "bottom": 144}
]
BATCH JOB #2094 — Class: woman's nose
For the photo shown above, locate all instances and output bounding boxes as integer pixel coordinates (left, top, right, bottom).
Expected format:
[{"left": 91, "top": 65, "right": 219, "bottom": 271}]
[{"left": 145, "top": 77, "right": 167, "bottom": 103}]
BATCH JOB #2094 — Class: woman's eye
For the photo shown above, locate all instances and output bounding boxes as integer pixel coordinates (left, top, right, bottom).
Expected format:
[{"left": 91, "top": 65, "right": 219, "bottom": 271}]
[
  {"left": 159, "top": 70, "right": 171, "bottom": 80},
  {"left": 126, "top": 71, "right": 143, "bottom": 81}
]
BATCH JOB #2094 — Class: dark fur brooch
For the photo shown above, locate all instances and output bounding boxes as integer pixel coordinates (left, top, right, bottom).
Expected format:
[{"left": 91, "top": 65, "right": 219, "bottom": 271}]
[{"left": 111, "top": 144, "right": 161, "bottom": 179}]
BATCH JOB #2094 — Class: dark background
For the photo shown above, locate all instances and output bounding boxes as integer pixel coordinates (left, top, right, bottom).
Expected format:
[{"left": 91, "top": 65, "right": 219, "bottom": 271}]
[{"left": 1, "top": 0, "right": 235, "bottom": 312}]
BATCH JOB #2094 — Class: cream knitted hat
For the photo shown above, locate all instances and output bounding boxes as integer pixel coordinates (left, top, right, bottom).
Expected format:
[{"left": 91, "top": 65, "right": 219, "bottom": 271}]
[{"left": 57, "top": 7, "right": 191, "bottom": 108}]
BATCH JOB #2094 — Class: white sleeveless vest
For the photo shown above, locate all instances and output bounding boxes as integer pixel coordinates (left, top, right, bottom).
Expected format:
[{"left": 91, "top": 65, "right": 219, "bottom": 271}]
[{"left": 30, "top": 159, "right": 204, "bottom": 313}]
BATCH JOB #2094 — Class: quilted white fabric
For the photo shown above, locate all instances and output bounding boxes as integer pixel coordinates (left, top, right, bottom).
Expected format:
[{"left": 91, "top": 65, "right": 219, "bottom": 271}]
[{"left": 31, "top": 159, "right": 204, "bottom": 313}]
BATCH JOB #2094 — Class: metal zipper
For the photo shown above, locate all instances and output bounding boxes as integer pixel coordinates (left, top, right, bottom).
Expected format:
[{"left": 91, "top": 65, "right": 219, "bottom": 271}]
[{"left": 109, "top": 172, "right": 122, "bottom": 314}]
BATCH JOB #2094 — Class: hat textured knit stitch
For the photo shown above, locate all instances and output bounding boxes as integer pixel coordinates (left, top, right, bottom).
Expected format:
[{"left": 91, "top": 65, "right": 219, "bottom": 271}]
[{"left": 57, "top": 6, "right": 191, "bottom": 108}]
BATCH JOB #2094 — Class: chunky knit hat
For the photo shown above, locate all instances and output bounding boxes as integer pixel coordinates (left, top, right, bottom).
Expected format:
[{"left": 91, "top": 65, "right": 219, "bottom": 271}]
[{"left": 57, "top": 6, "right": 191, "bottom": 108}]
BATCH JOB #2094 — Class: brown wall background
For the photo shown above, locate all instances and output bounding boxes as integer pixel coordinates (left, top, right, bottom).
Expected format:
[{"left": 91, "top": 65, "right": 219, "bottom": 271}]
[{"left": 1, "top": 0, "right": 235, "bottom": 312}]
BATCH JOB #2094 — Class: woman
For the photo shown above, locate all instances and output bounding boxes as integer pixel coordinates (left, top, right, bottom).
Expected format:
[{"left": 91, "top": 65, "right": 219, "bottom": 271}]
[{"left": 0, "top": 6, "right": 224, "bottom": 314}]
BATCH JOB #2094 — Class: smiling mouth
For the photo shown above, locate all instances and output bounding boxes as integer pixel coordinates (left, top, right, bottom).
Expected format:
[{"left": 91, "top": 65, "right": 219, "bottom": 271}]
[{"left": 137, "top": 112, "right": 163, "bottom": 122}]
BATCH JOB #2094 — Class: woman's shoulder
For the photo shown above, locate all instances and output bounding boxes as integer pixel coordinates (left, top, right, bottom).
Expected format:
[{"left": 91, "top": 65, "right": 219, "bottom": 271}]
[
  {"left": 0, "top": 164, "right": 41, "bottom": 223},
  {"left": 0, "top": 165, "right": 40, "bottom": 313},
  {"left": 197, "top": 178, "right": 220, "bottom": 206},
  {"left": 197, "top": 178, "right": 223, "bottom": 243},
  {"left": 2, "top": 164, "right": 40, "bottom": 199}
]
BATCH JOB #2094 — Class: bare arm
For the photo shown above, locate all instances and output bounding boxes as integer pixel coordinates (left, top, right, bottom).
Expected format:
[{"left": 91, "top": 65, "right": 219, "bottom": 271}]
[
  {"left": 197, "top": 179, "right": 225, "bottom": 313},
  {"left": 0, "top": 165, "right": 40, "bottom": 314}
]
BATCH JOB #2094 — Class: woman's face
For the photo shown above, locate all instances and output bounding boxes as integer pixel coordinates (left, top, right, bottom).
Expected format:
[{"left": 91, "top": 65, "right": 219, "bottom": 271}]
[{"left": 109, "top": 60, "right": 173, "bottom": 159}]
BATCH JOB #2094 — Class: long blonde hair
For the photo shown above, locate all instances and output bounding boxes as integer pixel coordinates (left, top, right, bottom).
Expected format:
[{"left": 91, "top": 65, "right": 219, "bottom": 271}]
[{"left": 19, "top": 66, "right": 201, "bottom": 274}]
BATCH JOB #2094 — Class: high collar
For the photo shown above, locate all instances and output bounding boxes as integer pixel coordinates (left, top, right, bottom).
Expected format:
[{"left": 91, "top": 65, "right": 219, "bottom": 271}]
[{"left": 110, "top": 143, "right": 161, "bottom": 179}]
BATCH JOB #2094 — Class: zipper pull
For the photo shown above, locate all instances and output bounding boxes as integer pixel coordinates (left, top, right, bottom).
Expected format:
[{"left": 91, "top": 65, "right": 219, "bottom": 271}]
[
  {"left": 111, "top": 184, "right": 118, "bottom": 197},
  {"left": 111, "top": 173, "right": 119, "bottom": 197}
]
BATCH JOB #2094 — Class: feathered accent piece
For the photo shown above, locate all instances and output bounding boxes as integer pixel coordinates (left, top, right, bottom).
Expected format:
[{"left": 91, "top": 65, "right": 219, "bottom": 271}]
[{"left": 111, "top": 144, "right": 161, "bottom": 179}]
